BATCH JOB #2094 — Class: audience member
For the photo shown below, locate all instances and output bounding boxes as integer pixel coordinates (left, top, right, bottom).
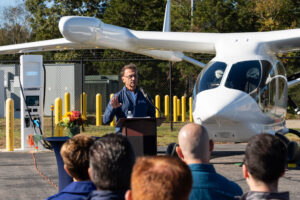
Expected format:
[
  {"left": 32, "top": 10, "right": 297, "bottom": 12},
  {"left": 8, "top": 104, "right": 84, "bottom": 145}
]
[
  {"left": 176, "top": 123, "right": 243, "bottom": 200},
  {"left": 240, "top": 133, "right": 289, "bottom": 200},
  {"left": 46, "top": 135, "right": 96, "bottom": 200},
  {"left": 125, "top": 156, "right": 192, "bottom": 200},
  {"left": 87, "top": 134, "right": 135, "bottom": 200}
]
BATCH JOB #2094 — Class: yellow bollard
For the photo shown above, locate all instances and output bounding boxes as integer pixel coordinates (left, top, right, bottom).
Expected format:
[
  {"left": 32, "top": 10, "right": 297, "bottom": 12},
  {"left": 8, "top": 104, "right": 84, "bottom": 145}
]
[
  {"left": 173, "top": 96, "right": 178, "bottom": 122},
  {"left": 164, "top": 95, "right": 170, "bottom": 122},
  {"left": 64, "top": 92, "right": 70, "bottom": 114},
  {"left": 177, "top": 98, "right": 181, "bottom": 117},
  {"left": 55, "top": 98, "right": 63, "bottom": 136},
  {"left": 81, "top": 92, "right": 87, "bottom": 118},
  {"left": 6, "top": 98, "right": 14, "bottom": 151},
  {"left": 181, "top": 96, "right": 186, "bottom": 122},
  {"left": 96, "top": 93, "right": 102, "bottom": 126},
  {"left": 155, "top": 95, "right": 160, "bottom": 118},
  {"left": 110, "top": 94, "right": 116, "bottom": 126},
  {"left": 189, "top": 97, "right": 193, "bottom": 122}
]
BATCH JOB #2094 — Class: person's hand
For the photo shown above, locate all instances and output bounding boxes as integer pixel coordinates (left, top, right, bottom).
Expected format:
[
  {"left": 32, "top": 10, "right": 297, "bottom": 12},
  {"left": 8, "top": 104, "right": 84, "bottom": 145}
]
[{"left": 110, "top": 96, "right": 122, "bottom": 109}]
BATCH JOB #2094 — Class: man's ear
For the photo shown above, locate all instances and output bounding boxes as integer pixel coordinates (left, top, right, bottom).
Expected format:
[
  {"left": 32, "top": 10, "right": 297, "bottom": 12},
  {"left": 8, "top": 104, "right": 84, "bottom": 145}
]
[
  {"left": 88, "top": 167, "right": 93, "bottom": 181},
  {"left": 64, "top": 164, "right": 72, "bottom": 177},
  {"left": 176, "top": 146, "right": 184, "bottom": 159},
  {"left": 242, "top": 164, "right": 249, "bottom": 179},
  {"left": 121, "top": 76, "right": 125, "bottom": 84},
  {"left": 209, "top": 139, "right": 214, "bottom": 152},
  {"left": 125, "top": 190, "right": 132, "bottom": 200}
]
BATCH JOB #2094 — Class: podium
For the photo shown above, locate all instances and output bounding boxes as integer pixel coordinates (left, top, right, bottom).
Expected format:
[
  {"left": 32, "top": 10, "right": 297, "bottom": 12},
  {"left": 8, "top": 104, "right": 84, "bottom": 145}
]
[{"left": 117, "top": 117, "right": 164, "bottom": 157}]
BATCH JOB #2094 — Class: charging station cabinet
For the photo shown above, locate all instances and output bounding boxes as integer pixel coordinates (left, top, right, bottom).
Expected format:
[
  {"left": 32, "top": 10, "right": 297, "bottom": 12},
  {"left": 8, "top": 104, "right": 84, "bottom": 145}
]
[
  {"left": 0, "top": 70, "right": 4, "bottom": 117},
  {"left": 20, "top": 55, "right": 44, "bottom": 150}
]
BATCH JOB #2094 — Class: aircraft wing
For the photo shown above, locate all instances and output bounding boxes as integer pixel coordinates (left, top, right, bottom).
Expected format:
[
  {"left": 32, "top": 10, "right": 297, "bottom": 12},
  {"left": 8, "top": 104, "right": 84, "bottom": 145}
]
[
  {"left": 0, "top": 16, "right": 217, "bottom": 64},
  {"left": 257, "top": 29, "right": 300, "bottom": 53},
  {"left": 0, "top": 38, "right": 98, "bottom": 54}
]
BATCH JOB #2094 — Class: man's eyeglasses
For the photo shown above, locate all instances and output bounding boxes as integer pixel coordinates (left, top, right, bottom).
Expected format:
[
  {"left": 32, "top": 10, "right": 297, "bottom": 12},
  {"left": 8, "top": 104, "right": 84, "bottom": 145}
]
[{"left": 124, "top": 74, "right": 137, "bottom": 79}]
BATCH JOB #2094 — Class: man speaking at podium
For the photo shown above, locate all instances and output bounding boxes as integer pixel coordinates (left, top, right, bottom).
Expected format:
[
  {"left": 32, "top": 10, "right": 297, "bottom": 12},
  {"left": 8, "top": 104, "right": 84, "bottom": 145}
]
[{"left": 103, "top": 63, "right": 155, "bottom": 132}]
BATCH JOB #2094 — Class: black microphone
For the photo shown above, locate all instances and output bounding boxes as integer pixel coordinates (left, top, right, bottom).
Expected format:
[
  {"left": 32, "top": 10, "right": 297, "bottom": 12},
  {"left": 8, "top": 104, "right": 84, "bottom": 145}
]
[{"left": 140, "top": 87, "right": 162, "bottom": 118}]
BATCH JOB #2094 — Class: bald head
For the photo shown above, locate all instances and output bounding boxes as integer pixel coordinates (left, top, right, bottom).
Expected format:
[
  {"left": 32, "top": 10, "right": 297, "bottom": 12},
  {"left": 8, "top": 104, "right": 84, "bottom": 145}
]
[{"left": 177, "top": 123, "right": 212, "bottom": 163}]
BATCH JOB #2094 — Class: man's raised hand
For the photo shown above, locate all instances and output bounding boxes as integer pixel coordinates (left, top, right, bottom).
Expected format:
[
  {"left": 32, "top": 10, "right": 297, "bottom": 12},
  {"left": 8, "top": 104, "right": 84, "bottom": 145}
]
[{"left": 110, "top": 96, "right": 122, "bottom": 109}]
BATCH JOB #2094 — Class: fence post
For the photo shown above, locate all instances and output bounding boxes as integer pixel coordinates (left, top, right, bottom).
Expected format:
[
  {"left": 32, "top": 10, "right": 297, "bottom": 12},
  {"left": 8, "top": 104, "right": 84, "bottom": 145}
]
[
  {"left": 64, "top": 92, "right": 70, "bottom": 114},
  {"left": 81, "top": 92, "right": 87, "bottom": 118},
  {"left": 110, "top": 94, "right": 116, "bottom": 127},
  {"left": 173, "top": 96, "right": 178, "bottom": 122},
  {"left": 6, "top": 98, "right": 14, "bottom": 151},
  {"left": 164, "top": 95, "right": 169, "bottom": 122},
  {"left": 96, "top": 93, "right": 102, "bottom": 126},
  {"left": 55, "top": 98, "right": 63, "bottom": 136},
  {"left": 189, "top": 97, "right": 193, "bottom": 122},
  {"left": 155, "top": 95, "right": 160, "bottom": 118},
  {"left": 181, "top": 96, "right": 186, "bottom": 122}
]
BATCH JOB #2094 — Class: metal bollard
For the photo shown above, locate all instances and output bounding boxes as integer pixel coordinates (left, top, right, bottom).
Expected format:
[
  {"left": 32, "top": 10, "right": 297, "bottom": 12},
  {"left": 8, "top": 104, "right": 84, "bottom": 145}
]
[
  {"left": 110, "top": 94, "right": 116, "bottom": 126},
  {"left": 173, "top": 96, "right": 178, "bottom": 122},
  {"left": 96, "top": 93, "right": 102, "bottom": 126},
  {"left": 155, "top": 95, "right": 160, "bottom": 118},
  {"left": 55, "top": 98, "right": 63, "bottom": 136},
  {"left": 81, "top": 92, "right": 87, "bottom": 119},
  {"left": 164, "top": 95, "right": 170, "bottom": 122},
  {"left": 181, "top": 96, "right": 186, "bottom": 122},
  {"left": 64, "top": 92, "right": 70, "bottom": 114},
  {"left": 6, "top": 98, "right": 14, "bottom": 151},
  {"left": 177, "top": 98, "right": 181, "bottom": 117},
  {"left": 189, "top": 97, "right": 193, "bottom": 122}
]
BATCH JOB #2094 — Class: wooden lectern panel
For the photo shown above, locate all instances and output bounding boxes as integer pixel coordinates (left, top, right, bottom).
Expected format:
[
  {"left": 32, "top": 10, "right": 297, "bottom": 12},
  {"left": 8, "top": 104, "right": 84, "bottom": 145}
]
[{"left": 117, "top": 118, "right": 164, "bottom": 157}]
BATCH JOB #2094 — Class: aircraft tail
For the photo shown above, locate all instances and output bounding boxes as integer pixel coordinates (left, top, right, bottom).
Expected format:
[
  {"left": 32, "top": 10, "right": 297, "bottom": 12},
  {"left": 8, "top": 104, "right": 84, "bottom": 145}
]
[{"left": 163, "top": 0, "right": 171, "bottom": 32}]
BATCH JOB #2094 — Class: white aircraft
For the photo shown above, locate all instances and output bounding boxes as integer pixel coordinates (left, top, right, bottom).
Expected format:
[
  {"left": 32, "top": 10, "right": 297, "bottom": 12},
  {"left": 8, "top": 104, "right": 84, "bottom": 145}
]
[{"left": 0, "top": 0, "right": 299, "bottom": 155}]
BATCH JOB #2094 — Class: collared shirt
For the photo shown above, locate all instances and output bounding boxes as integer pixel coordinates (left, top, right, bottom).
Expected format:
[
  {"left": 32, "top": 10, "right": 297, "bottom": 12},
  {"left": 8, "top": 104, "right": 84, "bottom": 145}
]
[
  {"left": 103, "top": 86, "right": 155, "bottom": 132},
  {"left": 189, "top": 164, "right": 243, "bottom": 200},
  {"left": 46, "top": 181, "right": 96, "bottom": 200},
  {"left": 239, "top": 191, "right": 289, "bottom": 200},
  {"left": 85, "top": 190, "right": 126, "bottom": 200}
]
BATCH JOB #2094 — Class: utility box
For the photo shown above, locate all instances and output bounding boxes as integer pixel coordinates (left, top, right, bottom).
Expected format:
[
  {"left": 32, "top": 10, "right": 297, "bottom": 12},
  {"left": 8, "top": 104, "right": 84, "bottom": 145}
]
[
  {"left": 44, "top": 64, "right": 82, "bottom": 116},
  {"left": 0, "top": 70, "right": 4, "bottom": 117},
  {"left": 84, "top": 75, "right": 121, "bottom": 113}
]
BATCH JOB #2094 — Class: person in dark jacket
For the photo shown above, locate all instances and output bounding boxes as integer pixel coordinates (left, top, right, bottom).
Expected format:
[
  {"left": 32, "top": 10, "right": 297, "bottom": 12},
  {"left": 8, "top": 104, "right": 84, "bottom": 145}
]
[
  {"left": 87, "top": 134, "right": 136, "bottom": 200},
  {"left": 102, "top": 63, "right": 155, "bottom": 132},
  {"left": 46, "top": 135, "right": 96, "bottom": 200},
  {"left": 175, "top": 123, "right": 243, "bottom": 200},
  {"left": 239, "top": 134, "right": 289, "bottom": 200}
]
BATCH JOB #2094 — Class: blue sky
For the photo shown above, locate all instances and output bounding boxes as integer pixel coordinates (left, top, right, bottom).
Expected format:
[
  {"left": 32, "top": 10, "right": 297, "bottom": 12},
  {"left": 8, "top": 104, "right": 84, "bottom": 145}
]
[{"left": 0, "top": 0, "right": 24, "bottom": 9}]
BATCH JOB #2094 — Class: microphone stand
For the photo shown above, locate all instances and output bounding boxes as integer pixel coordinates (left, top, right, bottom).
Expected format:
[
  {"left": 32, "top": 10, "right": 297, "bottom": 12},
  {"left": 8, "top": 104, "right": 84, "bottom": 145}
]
[{"left": 140, "top": 87, "right": 162, "bottom": 118}]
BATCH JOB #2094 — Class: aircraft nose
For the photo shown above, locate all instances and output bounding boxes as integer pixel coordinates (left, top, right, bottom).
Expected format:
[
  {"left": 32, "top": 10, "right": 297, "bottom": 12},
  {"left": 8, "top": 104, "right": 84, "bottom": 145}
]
[
  {"left": 193, "top": 87, "right": 272, "bottom": 124},
  {"left": 59, "top": 16, "right": 103, "bottom": 43}
]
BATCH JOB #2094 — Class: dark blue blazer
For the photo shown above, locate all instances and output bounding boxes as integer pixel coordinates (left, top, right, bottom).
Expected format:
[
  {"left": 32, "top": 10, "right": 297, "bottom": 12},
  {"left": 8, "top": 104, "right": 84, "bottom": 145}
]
[{"left": 103, "top": 86, "right": 155, "bottom": 132}]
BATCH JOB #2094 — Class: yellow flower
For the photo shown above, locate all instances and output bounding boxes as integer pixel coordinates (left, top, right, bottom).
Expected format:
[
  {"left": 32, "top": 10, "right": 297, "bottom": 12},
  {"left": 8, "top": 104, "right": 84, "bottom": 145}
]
[
  {"left": 64, "top": 112, "right": 73, "bottom": 118},
  {"left": 62, "top": 116, "right": 70, "bottom": 124}
]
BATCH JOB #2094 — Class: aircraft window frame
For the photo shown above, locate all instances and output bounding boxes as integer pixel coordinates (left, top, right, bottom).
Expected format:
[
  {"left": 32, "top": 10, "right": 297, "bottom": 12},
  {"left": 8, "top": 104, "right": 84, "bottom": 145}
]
[
  {"left": 225, "top": 60, "right": 264, "bottom": 94},
  {"left": 194, "top": 61, "right": 227, "bottom": 94}
]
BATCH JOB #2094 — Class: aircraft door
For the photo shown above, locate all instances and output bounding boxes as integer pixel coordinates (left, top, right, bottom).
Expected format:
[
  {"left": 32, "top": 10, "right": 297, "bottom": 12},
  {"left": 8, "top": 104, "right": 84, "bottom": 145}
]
[{"left": 259, "top": 60, "right": 287, "bottom": 121}]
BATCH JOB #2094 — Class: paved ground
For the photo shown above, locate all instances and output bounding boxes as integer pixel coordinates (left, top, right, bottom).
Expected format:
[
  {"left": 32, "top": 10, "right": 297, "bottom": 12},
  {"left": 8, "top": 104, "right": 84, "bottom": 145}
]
[
  {"left": 1, "top": 143, "right": 300, "bottom": 200},
  {"left": 286, "top": 119, "right": 300, "bottom": 129}
]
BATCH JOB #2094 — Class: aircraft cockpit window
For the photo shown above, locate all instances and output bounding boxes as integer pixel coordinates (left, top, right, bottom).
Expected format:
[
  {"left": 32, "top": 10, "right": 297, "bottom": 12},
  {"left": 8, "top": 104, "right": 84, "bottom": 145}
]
[
  {"left": 225, "top": 61, "right": 262, "bottom": 94},
  {"left": 194, "top": 61, "right": 227, "bottom": 94}
]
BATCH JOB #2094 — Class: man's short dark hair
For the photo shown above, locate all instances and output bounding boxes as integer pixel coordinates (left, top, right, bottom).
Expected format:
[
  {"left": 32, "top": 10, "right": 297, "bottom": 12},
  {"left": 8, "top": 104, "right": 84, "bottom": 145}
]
[
  {"left": 89, "top": 133, "right": 135, "bottom": 190},
  {"left": 244, "top": 133, "right": 287, "bottom": 183},
  {"left": 120, "top": 63, "right": 137, "bottom": 77}
]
